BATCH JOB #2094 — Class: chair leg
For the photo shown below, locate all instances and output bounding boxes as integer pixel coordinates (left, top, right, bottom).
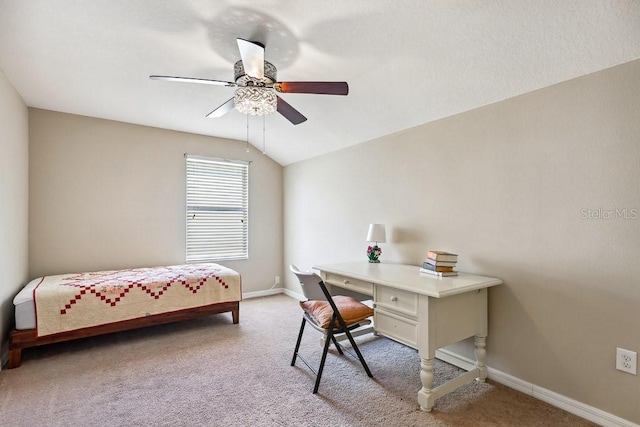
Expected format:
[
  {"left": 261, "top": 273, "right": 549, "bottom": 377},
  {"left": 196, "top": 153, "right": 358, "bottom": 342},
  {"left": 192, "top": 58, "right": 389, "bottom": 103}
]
[
  {"left": 291, "top": 318, "right": 307, "bottom": 366},
  {"left": 331, "top": 334, "right": 344, "bottom": 355},
  {"left": 343, "top": 329, "right": 373, "bottom": 378},
  {"left": 313, "top": 328, "right": 334, "bottom": 393}
]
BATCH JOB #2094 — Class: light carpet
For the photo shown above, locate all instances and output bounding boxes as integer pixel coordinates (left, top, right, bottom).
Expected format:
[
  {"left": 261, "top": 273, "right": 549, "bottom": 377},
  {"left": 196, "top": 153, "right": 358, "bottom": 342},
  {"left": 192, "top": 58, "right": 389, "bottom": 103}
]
[{"left": 0, "top": 294, "right": 596, "bottom": 426}]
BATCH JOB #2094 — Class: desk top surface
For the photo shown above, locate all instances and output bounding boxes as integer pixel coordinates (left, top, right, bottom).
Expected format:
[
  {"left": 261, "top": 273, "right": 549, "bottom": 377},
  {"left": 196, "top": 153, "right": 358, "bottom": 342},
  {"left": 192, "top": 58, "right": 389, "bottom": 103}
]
[{"left": 314, "top": 261, "right": 502, "bottom": 298}]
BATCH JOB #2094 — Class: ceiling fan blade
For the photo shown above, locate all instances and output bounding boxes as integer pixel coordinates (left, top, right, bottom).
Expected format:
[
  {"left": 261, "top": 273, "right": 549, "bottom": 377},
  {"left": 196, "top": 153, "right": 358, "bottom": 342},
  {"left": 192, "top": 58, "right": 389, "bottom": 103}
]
[
  {"left": 150, "top": 75, "right": 236, "bottom": 87},
  {"left": 276, "top": 96, "right": 307, "bottom": 125},
  {"left": 274, "top": 81, "right": 348, "bottom": 95},
  {"left": 237, "top": 38, "right": 264, "bottom": 79},
  {"left": 206, "top": 97, "right": 235, "bottom": 118}
]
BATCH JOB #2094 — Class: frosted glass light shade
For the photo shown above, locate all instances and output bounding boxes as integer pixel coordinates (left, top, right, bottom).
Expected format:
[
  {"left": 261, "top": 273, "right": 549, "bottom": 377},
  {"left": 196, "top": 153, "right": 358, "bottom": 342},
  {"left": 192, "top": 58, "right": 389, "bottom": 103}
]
[
  {"left": 366, "top": 224, "right": 386, "bottom": 243},
  {"left": 234, "top": 87, "right": 277, "bottom": 116}
]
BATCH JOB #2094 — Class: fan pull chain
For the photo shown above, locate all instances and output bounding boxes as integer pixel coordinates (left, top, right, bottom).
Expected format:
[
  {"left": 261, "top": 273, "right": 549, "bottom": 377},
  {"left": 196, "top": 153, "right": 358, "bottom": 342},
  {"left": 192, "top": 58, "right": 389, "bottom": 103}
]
[
  {"left": 246, "top": 114, "right": 250, "bottom": 153},
  {"left": 262, "top": 115, "right": 266, "bottom": 154}
]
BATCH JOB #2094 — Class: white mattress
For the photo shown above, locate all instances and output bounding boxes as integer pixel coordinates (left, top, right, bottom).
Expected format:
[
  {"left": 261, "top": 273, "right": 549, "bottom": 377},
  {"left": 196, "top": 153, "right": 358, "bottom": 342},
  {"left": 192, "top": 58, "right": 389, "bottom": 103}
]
[{"left": 13, "top": 278, "right": 41, "bottom": 330}]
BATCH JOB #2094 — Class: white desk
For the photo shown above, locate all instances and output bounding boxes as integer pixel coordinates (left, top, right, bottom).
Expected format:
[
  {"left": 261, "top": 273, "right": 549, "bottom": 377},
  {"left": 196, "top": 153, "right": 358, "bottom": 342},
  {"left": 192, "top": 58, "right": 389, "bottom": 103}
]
[{"left": 314, "top": 261, "right": 502, "bottom": 412}]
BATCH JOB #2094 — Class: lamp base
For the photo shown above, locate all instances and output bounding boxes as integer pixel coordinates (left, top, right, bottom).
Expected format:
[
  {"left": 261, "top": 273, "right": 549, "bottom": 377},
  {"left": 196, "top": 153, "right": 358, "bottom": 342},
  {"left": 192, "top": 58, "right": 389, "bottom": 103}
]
[{"left": 367, "top": 244, "right": 382, "bottom": 264}]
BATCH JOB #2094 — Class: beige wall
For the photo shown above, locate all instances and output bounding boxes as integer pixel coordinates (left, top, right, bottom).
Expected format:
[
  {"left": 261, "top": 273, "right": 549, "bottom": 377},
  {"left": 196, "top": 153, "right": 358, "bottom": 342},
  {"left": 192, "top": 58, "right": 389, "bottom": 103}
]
[
  {"left": 29, "top": 110, "right": 283, "bottom": 293},
  {"left": 283, "top": 59, "right": 640, "bottom": 422},
  {"left": 0, "top": 68, "right": 29, "bottom": 362}
]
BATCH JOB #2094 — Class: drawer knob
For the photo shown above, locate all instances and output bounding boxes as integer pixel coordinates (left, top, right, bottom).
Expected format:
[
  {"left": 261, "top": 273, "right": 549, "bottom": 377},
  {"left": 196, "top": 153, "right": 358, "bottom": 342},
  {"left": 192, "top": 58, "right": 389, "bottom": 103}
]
[{"left": 390, "top": 296, "right": 398, "bottom": 302}]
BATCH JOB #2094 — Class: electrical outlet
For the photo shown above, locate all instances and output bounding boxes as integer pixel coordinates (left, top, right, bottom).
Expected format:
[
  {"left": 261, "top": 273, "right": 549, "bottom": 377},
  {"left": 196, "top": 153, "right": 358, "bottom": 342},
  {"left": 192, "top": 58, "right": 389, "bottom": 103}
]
[
  {"left": 275, "top": 276, "right": 280, "bottom": 285},
  {"left": 616, "top": 348, "right": 637, "bottom": 375}
]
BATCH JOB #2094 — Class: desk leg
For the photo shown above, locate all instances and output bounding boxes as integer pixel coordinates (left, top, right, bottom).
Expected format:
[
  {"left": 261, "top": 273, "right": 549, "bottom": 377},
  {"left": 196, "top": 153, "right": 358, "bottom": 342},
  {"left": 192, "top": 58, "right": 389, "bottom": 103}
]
[
  {"left": 474, "top": 335, "right": 487, "bottom": 382},
  {"left": 418, "top": 356, "right": 435, "bottom": 412}
]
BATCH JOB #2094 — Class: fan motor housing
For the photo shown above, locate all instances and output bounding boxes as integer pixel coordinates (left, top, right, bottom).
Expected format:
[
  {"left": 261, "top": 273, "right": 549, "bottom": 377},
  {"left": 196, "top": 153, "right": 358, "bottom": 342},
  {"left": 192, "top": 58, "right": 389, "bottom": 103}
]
[{"left": 234, "top": 60, "right": 277, "bottom": 86}]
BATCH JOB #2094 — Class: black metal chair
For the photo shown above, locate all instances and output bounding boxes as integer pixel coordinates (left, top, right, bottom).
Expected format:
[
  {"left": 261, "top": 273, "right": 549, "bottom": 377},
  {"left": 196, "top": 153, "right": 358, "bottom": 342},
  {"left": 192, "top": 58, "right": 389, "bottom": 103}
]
[{"left": 289, "top": 265, "right": 374, "bottom": 393}]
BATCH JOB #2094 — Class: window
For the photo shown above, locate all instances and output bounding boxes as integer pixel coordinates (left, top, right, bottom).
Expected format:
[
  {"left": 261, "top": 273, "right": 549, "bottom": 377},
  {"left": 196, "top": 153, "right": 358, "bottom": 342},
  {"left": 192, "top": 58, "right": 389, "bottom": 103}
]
[{"left": 185, "top": 155, "right": 249, "bottom": 262}]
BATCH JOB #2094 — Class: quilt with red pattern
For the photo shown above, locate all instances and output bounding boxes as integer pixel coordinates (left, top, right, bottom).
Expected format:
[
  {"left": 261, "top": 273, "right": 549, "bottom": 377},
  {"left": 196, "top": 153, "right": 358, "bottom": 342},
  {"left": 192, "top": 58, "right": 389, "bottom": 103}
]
[{"left": 33, "top": 263, "right": 242, "bottom": 337}]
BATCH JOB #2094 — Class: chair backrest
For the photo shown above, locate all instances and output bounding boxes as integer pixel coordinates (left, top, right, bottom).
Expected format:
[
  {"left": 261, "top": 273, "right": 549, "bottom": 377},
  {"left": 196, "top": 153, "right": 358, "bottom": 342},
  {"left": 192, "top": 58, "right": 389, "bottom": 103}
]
[
  {"left": 289, "top": 265, "right": 327, "bottom": 301},
  {"left": 289, "top": 265, "right": 350, "bottom": 329}
]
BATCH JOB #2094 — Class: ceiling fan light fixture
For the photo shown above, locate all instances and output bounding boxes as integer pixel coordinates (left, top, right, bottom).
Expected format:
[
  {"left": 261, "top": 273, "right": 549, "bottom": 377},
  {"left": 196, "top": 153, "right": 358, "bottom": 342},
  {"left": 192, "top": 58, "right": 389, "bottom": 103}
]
[
  {"left": 151, "top": 39, "right": 346, "bottom": 124},
  {"left": 234, "top": 86, "right": 277, "bottom": 116}
]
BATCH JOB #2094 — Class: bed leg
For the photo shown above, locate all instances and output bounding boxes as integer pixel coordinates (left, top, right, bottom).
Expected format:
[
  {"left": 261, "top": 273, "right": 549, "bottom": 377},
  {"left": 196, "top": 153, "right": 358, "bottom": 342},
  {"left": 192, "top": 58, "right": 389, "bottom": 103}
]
[
  {"left": 8, "top": 347, "right": 22, "bottom": 369},
  {"left": 232, "top": 308, "right": 239, "bottom": 324}
]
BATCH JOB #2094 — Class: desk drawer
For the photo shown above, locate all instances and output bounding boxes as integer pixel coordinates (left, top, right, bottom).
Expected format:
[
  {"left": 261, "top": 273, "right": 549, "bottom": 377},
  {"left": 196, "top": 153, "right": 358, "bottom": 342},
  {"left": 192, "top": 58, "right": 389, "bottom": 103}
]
[
  {"left": 324, "top": 273, "right": 373, "bottom": 296},
  {"left": 375, "top": 309, "right": 418, "bottom": 349},
  {"left": 375, "top": 285, "right": 418, "bottom": 317}
]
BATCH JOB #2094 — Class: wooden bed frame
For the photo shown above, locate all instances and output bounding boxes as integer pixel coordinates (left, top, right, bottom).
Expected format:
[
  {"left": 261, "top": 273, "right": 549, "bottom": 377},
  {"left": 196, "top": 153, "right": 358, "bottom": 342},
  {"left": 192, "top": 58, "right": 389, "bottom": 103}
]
[{"left": 8, "top": 300, "right": 239, "bottom": 369}]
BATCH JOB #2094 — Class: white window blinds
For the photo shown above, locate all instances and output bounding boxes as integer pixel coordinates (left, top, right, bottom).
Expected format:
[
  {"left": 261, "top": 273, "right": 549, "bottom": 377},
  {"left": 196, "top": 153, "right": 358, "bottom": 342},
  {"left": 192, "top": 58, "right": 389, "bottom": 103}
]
[{"left": 186, "top": 155, "right": 249, "bottom": 262}]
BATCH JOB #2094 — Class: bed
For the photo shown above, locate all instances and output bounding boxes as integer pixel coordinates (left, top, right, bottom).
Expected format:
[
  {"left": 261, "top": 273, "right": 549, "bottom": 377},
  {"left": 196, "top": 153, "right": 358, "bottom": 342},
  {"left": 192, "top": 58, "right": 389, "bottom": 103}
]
[{"left": 8, "top": 263, "right": 242, "bottom": 368}]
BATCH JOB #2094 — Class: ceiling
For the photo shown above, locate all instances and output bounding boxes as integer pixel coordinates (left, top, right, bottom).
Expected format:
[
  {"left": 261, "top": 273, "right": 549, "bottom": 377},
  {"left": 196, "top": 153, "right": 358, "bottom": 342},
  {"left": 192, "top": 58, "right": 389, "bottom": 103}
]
[{"left": 1, "top": 1, "right": 639, "bottom": 166}]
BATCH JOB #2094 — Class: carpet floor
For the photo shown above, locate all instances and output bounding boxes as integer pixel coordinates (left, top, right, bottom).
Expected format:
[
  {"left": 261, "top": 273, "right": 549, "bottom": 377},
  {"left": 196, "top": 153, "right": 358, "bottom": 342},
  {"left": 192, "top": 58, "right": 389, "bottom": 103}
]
[{"left": 0, "top": 294, "right": 596, "bottom": 426}]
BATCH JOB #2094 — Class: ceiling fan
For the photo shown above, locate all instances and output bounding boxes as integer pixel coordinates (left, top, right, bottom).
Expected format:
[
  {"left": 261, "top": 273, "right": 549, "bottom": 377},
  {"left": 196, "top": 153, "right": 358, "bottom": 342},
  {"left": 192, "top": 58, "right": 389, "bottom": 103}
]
[{"left": 150, "top": 38, "right": 349, "bottom": 125}]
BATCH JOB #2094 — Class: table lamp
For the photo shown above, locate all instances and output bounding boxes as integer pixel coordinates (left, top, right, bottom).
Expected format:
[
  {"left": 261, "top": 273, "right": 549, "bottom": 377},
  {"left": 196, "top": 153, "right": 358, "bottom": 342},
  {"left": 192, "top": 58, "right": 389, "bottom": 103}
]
[{"left": 366, "top": 224, "right": 386, "bottom": 263}]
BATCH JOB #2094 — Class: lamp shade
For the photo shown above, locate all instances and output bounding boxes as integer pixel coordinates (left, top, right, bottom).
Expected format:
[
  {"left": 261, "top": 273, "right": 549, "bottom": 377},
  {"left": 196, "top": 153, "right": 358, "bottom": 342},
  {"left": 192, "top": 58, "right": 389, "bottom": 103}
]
[{"left": 366, "top": 224, "right": 386, "bottom": 243}]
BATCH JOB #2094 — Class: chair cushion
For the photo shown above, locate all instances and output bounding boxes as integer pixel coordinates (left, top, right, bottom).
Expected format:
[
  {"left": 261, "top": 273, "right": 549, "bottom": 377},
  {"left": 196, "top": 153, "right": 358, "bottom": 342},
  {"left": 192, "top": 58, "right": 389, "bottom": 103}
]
[{"left": 300, "top": 296, "right": 374, "bottom": 329}]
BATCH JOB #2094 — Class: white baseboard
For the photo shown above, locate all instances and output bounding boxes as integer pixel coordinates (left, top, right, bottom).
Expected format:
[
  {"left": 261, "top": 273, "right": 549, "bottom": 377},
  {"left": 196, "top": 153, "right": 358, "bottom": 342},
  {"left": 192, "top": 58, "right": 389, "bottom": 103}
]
[
  {"left": 242, "top": 287, "right": 284, "bottom": 299},
  {"left": 436, "top": 348, "right": 638, "bottom": 427},
  {"left": 282, "top": 288, "right": 305, "bottom": 300},
  {"left": 436, "top": 348, "right": 477, "bottom": 372}
]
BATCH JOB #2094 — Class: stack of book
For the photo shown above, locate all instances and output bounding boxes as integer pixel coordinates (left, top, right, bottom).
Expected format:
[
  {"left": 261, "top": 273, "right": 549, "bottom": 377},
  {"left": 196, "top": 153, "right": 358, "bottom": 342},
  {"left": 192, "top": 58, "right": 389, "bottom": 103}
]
[{"left": 420, "top": 251, "right": 458, "bottom": 277}]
